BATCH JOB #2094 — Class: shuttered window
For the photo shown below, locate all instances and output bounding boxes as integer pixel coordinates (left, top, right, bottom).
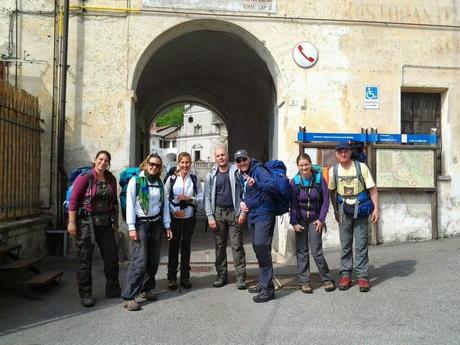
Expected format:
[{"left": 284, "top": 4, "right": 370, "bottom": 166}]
[{"left": 401, "top": 92, "right": 441, "bottom": 174}]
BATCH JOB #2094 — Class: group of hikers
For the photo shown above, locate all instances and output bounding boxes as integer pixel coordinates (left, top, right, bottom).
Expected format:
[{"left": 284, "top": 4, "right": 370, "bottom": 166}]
[{"left": 67, "top": 141, "right": 379, "bottom": 310}]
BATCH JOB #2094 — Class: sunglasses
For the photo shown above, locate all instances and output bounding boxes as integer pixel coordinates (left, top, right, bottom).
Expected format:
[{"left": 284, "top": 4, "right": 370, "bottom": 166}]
[
  {"left": 235, "top": 157, "right": 248, "bottom": 164},
  {"left": 148, "top": 162, "right": 161, "bottom": 168}
]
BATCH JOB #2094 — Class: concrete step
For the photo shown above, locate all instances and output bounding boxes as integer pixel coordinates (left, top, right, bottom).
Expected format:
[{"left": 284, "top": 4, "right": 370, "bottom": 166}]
[
  {"left": 0, "top": 257, "right": 42, "bottom": 271},
  {"left": 0, "top": 243, "right": 21, "bottom": 257}
]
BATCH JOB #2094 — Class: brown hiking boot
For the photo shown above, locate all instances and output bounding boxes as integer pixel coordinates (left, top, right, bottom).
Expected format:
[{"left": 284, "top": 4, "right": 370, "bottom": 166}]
[
  {"left": 140, "top": 291, "right": 158, "bottom": 301},
  {"left": 300, "top": 283, "right": 313, "bottom": 294},
  {"left": 123, "top": 299, "right": 140, "bottom": 311},
  {"left": 323, "top": 281, "right": 336, "bottom": 292}
]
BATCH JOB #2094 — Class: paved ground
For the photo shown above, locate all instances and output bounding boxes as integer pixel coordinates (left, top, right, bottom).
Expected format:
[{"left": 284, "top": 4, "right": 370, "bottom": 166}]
[{"left": 1, "top": 225, "right": 459, "bottom": 345}]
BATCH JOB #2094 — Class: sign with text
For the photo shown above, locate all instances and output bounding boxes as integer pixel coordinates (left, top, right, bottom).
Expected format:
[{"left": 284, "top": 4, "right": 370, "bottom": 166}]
[
  {"left": 364, "top": 85, "right": 379, "bottom": 109},
  {"left": 143, "top": 0, "right": 277, "bottom": 13}
]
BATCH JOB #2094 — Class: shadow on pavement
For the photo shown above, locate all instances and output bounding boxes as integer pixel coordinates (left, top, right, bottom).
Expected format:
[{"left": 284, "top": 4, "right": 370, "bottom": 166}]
[{"left": 369, "top": 259, "right": 417, "bottom": 287}]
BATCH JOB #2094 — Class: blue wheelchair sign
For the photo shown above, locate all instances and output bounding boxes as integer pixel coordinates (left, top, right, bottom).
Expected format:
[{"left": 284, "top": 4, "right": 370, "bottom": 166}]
[
  {"left": 364, "top": 85, "right": 379, "bottom": 109},
  {"left": 365, "top": 86, "right": 379, "bottom": 100}
]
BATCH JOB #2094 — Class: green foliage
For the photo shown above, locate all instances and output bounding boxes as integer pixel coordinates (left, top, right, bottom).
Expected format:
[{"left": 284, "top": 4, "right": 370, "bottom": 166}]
[{"left": 156, "top": 106, "right": 184, "bottom": 127}]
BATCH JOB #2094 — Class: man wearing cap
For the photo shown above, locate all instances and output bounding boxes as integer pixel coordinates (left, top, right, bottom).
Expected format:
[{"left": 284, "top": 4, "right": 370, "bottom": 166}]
[
  {"left": 234, "top": 149, "right": 278, "bottom": 303},
  {"left": 328, "top": 142, "right": 379, "bottom": 292},
  {"left": 204, "top": 147, "right": 247, "bottom": 290}
]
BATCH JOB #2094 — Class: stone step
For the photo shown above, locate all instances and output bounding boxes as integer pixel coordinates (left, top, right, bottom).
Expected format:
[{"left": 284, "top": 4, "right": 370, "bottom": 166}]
[
  {"left": 0, "top": 257, "right": 42, "bottom": 271},
  {"left": 0, "top": 243, "right": 21, "bottom": 257},
  {"left": 21, "top": 271, "right": 63, "bottom": 287}
]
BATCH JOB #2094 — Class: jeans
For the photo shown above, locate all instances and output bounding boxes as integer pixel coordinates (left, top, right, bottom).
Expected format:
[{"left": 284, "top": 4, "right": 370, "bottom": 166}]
[{"left": 121, "top": 220, "right": 163, "bottom": 300}]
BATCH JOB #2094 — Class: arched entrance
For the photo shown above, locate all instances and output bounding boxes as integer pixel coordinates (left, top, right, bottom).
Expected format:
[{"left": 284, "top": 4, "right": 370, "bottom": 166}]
[{"left": 131, "top": 20, "right": 279, "bottom": 164}]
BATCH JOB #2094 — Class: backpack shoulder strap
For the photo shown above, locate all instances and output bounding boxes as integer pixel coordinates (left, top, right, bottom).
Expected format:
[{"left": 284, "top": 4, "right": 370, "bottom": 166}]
[
  {"left": 354, "top": 160, "right": 366, "bottom": 189},
  {"left": 190, "top": 174, "right": 198, "bottom": 196},
  {"left": 333, "top": 163, "right": 338, "bottom": 190},
  {"left": 168, "top": 174, "right": 177, "bottom": 202}
]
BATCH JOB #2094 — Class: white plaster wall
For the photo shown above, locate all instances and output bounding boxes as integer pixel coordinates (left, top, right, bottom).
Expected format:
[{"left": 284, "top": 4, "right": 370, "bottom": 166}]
[{"left": 1, "top": 0, "right": 459, "bottom": 256}]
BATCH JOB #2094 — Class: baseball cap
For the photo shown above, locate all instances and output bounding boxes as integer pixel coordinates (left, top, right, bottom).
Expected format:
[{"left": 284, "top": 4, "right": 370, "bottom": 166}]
[
  {"left": 335, "top": 141, "right": 352, "bottom": 151},
  {"left": 234, "top": 149, "right": 249, "bottom": 160}
]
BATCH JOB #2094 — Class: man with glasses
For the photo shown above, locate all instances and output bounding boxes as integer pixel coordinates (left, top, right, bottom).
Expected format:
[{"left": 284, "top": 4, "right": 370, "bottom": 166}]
[
  {"left": 329, "top": 142, "right": 379, "bottom": 292},
  {"left": 204, "top": 147, "right": 247, "bottom": 290},
  {"left": 234, "top": 149, "right": 278, "bottom": 303}
]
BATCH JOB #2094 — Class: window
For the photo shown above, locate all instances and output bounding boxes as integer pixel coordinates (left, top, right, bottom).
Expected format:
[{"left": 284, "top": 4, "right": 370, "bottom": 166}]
[
  {"left": 194, "top": 125, "right": 202, "bottom": 135},
  {"left": 172, "top": 140, "right": 176, "bottom": 148},
  {"left": 194, "top": 150, "right": 201, "bottom": 161},
  {"left": 401, "top": 92, "right": 441, "bottom": 174}
]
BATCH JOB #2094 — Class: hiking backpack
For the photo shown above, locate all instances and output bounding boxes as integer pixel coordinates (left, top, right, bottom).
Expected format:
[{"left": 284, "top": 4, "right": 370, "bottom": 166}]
[
  {"left": 63, "top": 166, "right": 93, "bottom": 213},
  {"left": 119, "top": 167, "right": 141, "bottom": 220},
  {"left": 349, "top": 141, "right": 368, "bottom": 164},
  {"left": 292, "top": 165, "right": 323, "bottom": 216},
  {"left": 333, "top": 160, "right": 373, "bottom": 219},
  {"left": 264, "top": 159, "right": 293, "bottom": 216}
]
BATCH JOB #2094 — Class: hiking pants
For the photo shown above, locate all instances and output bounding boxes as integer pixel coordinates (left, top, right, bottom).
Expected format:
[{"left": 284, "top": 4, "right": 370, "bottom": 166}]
[
  {"left": 214, "top": 207, "right": 246, "bottom": 281},
  {"left": 248, "top": 216, "right": 276, "bottom": 293},
  {"left": 75, "top": 218, "right": 120, "bottom": 298},
  {"left": 168, "top": 217, "right": 195, "bottom": 281},
  {"left": 295, "top": 219, "right": 333, "bottom": 284},
  {"left": 121, "top": 219, "right": 163, "bottom": 300},
  {"left": 339, "top": 213, "right": 369, "bottom": 279}
]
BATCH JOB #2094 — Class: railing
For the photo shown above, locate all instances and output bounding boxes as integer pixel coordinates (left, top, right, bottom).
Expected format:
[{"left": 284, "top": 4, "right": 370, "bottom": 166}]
[{"left": 0, "top": 80, "right": 41, "bottom": 221}]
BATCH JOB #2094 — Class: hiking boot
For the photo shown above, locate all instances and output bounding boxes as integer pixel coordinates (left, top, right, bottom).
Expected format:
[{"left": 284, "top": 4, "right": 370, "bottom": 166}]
[
  {"left": 212, "top": 277, "right": 228, "bottom": 288},
  {"left": 248, "top": 284, "right": 261, "bottom": 293},
  {"left": 339, "top": 275, "right": 352, "bottom": 290},
  {"left": 253, "top": 290, "right": 275, "bottom": 303},
  {"left": 80, "top": 296, "right": 95, "bottom": 308},
  {"left": 140, "top": 291, "right": 158, "bottom": 301},
  {"left": 168, "top": 279, "right": 177, "bottom": 291},
  {"left": 300, "top": 283, "right": 313, "bottom": 294},
  {"left": 236, "top": 279, "right": 247, "bottom": 290},
  {"left": 323, "top": 280, "right": 336, "bottom": 292},
  {"left": 358, "top": 278, "right": 370, "bottom": 292},
  {"left": 123, "top": 299, "right": 141, "bottom": 311},
  {"left": 180, "top": 279, "right": 192, "bottom": 289}
]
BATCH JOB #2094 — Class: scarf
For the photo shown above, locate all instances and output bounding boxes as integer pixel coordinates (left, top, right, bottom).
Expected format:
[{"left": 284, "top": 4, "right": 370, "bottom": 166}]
[{"left": 137, "top": 173, "right": 164, "bottom": 215}]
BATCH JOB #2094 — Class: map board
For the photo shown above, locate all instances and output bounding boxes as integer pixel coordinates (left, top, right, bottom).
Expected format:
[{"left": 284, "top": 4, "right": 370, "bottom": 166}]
[{"left": 375, "top": 148, "right": 435, "bottom": 189}]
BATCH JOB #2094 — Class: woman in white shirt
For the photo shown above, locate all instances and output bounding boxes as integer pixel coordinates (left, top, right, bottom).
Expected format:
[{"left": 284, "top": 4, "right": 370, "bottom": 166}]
[
  {"left": 121, "top": 153, "right": 173, "bottom": 311},
  {"left": 165, "top": 152, "right": 203, "bottom": 290}
]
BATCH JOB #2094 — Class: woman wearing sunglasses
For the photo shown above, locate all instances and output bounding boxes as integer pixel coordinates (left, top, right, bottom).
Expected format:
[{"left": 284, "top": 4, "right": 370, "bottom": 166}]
[
  {"left": 165, "top": 152, "right": 203, "bottom": 290},
  {"left": 121, "top": 154, "right": 173, "bottom": 311}
]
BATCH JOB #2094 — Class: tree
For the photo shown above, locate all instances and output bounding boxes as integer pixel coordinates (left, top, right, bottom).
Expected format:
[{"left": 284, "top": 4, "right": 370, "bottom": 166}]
[{"left": 156, "top": 106, "right": 184, "bottom": 127}]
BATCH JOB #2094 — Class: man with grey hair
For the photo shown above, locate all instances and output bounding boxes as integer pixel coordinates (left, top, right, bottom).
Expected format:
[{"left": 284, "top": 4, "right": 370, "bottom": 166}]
[{"left": 204, "top": 147, "right": 247, "bottom": 289}]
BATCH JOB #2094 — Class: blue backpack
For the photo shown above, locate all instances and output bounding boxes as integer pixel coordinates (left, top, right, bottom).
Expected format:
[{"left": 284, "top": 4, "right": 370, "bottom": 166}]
[
  {"left": 264, "top": 160, "right": 293, "bottom": 216},
  {"left": 119, "top": 167, "right": 141, "bottom": 220},
  {"left": 63, "top": 166, "right": 93, "bottom": 213}
]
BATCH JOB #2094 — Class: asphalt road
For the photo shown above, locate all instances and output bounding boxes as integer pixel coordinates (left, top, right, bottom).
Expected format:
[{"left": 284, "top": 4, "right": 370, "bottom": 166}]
[{"left": 1, "top": 232, "right": 459, "bottom": 345}]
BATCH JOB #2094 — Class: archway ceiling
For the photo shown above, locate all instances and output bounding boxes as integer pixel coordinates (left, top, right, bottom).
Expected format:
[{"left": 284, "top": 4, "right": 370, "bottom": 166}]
[{"left": 135, "top": 30, "right": 272, "bottom": 117}]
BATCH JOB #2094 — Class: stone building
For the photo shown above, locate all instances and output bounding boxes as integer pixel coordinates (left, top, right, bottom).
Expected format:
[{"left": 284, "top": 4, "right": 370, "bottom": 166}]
[{"left": 1, "top": 0, "right": 459, "bottom": 258}]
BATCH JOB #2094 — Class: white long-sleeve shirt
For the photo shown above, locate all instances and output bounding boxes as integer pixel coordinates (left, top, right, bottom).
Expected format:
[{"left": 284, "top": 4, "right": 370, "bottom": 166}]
[
  {"left": 125, "top": 171, "right": 171, "bottom": 231},
  {"left": 164, "top": 172, "right": 203, "bottom": 219}
]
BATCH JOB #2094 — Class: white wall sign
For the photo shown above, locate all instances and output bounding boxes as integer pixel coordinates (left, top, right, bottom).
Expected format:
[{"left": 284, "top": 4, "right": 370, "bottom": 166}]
[
  {"left": 143, "top": 0, "right": 277, "bottom": 13},
  {"left": 292, "top": 42, "right": 318, "bottom": 68},
  {"left": 364, "top": 85, "right": 380, "bottom": 109}
]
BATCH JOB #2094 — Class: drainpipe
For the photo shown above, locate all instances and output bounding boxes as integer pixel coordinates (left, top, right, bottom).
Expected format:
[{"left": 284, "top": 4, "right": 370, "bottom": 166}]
[{"left": 56, "top": 0, "right": 69, "bottom": 226}]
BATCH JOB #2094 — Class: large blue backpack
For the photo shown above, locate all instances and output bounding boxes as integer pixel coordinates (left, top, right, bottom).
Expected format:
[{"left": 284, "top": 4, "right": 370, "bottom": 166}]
[
  {"left": 63, "top": 166, "right": 93, "bottom": 213},
  {"left": 264, "top": 159, "right": 293, "bottom": 216},
  {"left": 119, "top": 167, "right": 141, "bottom": 220}
]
